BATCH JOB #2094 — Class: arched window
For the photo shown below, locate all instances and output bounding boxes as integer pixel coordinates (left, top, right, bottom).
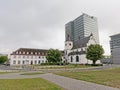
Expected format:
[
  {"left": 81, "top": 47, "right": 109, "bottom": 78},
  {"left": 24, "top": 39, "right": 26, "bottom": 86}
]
[
  {"left": 76, "top": 56, "right": 79, "bottom": 62},
  {"left": 71, "top": 56, "right": 73, "bottom": 62}
]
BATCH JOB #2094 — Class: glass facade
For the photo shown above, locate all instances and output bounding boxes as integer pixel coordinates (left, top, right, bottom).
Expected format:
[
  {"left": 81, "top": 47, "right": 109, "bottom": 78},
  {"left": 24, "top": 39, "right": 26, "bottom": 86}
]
[
  {"left": 110, "top": 34, "right": 120, "bottom": 50},
  {"left": 65, "top": 13, "right": 99, "bottom": 44}
]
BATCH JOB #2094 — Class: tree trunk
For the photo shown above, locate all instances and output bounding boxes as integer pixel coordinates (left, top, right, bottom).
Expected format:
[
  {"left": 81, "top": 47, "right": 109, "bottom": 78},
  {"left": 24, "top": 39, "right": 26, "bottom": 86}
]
[{"left": 93, "top": 60, "right": 96, "bottom": 65}]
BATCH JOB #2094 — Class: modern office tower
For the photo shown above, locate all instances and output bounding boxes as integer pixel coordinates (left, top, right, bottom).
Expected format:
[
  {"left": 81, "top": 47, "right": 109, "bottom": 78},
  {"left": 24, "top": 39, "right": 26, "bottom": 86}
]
[
  {"left": 65, "top": 21, "right": 74, "bottom": 41},
  {"left": 110, "top": 33, "right": 120, "bottom": 64},
  {"left": 110, "top": 33, "right": 120, "bottom": 50},
  {"left": 65, "top": 13, "right": 99, "bottom": 44}
]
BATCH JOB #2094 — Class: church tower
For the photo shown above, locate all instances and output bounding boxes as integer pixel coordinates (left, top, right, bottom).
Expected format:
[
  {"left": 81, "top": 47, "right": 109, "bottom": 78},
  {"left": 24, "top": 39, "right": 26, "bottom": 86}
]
[{"left": 64, "top": 34, "right": 73, "bottom": 50}]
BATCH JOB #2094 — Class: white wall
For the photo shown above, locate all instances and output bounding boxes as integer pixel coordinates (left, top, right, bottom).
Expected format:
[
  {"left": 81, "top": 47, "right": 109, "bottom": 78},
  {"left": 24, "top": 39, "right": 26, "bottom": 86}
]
[{"left": 10, "top": 55, "right": 47, "bottom": 66}]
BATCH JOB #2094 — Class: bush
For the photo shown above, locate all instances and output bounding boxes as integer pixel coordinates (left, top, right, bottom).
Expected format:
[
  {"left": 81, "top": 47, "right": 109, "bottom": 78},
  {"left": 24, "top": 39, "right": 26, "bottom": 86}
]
[
  {"left": 91, "top": 64, "right": 103, "bottom": 66},
  {"left": 85, "top": 63, "right": 103, "bottom": 66},
  {"left": 40, "top": 62, "right": 58, "bottom": 65}
]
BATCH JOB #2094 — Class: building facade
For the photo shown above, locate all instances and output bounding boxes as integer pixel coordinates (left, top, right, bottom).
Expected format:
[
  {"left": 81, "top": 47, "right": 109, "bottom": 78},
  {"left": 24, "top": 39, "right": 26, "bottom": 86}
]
[
  {"left": 10, "top": 48, "right": 47, "bottom": 65},
  {"left": 110, "top": 33, "right": 120, "bottom": 64},
  {"left": 10, "top": 48, "right": 65, "bottom": 66},
  {"left": 110, "top": 33, "right": 120, "bottom": 50},
  {"left": 65, "top": 13, "right": 99, "bottom": 44},
  {"left": 64, "top": 34, "right": 101, "bottom": 64}
]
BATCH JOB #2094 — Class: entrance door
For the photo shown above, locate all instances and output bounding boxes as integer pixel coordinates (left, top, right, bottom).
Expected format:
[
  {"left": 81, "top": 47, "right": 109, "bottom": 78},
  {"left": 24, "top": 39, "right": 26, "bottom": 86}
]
[{"left": 31, "top": 61, "right": 33, "bottom": 65}]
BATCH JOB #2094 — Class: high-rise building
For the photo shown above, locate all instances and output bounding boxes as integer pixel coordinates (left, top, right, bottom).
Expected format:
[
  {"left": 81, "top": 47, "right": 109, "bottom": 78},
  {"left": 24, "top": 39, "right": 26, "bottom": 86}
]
[
  {"left": 65, "top": 13, "right": 99, "bottom": 44},
  {"left": 110, "top": 33, "right": 120, "bottom": 50},
  {"left": 110, "top": 33, "right": 120, "bottom": 64}
]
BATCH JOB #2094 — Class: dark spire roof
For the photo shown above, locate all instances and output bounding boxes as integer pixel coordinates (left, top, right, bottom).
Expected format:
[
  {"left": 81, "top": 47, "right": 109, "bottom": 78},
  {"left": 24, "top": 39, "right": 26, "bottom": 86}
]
[
  {"left": 90, "top": 33, "right": 93, "bottom": 36},
  {"left": 66, "top": 34, "right": 72, "bottom": 41},
  {"left": 68, "top": 50, "right": 86, "bottom": 56},
  {"left": 72, "top": 34, "right": 94, "bottom": 49}
]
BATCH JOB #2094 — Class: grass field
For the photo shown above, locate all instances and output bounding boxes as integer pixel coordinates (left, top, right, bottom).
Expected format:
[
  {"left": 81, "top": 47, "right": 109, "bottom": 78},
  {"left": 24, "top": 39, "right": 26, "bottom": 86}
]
[
  {"left": 0, "top": 72, "right": 13, "bottom": 74},
  {"left": 55, "top": 68, "right": 120, "bottom": 88},
  {"left": 0, "top": 78, "right": 63, "bottom": 90}
]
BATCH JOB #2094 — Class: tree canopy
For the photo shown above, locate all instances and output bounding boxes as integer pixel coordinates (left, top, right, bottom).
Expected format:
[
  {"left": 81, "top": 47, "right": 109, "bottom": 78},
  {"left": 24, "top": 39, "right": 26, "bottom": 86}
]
[
  {"left": 86, "top": 44, "right": 104, "bottom": 65},
  {"left": 0, "top": 56, "right": 8, "bottom": 64},
  {"left": 46, "top": 49, "right": 62, "bottom": 64}
]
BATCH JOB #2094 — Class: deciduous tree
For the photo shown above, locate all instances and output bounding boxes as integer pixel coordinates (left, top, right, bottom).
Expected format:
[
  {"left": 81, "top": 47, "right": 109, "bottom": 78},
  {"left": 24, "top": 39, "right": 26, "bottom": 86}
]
[
  {"left": 86, "top": 44, "right": 104, "bottom": 65},
  {"left": 0, "top": 56, "right": 8, "bottom": 64},
  {"left": 46, "top": 49, "right": 62, "bottom": 64}
]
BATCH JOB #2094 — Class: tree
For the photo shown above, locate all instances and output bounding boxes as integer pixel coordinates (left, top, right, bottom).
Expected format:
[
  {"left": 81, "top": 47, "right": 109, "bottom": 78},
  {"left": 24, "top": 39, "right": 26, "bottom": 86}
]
[
  {"left": 0, "top": 56, "right": 8, "bottom": 64},
  {"left": 46, "top": 49, "right": 62, "bottom": 64},
  {"left": 86, "top": 44, "right": 104, "bottom": 65}
]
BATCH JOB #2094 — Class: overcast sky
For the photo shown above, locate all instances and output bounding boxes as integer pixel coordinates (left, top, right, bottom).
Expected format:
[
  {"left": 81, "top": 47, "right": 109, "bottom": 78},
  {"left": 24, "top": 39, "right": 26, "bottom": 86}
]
[{"left": 0, "top": 0, "right": 120, "bottom": 55}]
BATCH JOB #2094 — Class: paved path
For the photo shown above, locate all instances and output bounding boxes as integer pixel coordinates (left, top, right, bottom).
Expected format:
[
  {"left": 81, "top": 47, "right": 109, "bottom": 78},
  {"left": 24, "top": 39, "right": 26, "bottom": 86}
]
[
  {"left": 1, "top": 65, "right": 120, "bottom": 90},
  {"left": 0, "top": 72, "right": 120, "bottom": 90},
  {"left": 40, "top": 73, "right": 120, "bottom": 90}
]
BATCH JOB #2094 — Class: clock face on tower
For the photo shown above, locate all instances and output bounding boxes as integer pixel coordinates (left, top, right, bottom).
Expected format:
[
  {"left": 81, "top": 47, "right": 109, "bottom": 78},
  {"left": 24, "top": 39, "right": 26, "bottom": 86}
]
[{"left": 65, "top": 41, "right": 73, "bottom": 50}]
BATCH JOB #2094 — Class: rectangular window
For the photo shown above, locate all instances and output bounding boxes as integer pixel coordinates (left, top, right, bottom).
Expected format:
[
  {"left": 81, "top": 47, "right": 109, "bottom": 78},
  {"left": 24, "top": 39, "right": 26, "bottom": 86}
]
[
  {"left": 23, "top": 61, "right": 25, "bottom": 64},
  {"left": 27, "top": 56, "right": 29, "bottom": 59},
  {"left": 13, "top": 60, "right": 16, "bottom": 64},
  {"left": 38, "top": 60, "right": 40, "bottom": 64},
  {"left": 23, "top": 55, "right": 25, "bottom": 58},
  {"left": 35, "top": 61, "right": 37, "bottom": 64},
  {"left": 18, "top": 61, "right": 20, "bottom": 64},
  {"left": 14, "top": 55, "right": 16, "bottom": 58}
]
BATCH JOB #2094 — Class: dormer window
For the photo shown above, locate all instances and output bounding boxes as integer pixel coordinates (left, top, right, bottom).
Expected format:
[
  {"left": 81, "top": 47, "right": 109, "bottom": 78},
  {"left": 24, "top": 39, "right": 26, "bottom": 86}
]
[
  {"left": 23, "top": 52, "right": 25, "bottom": 54},
  {"left": 69, "top": 43, "right": 71, "bottom": 46},
  {"left": 19, "top": 52, "right": 21, "bottom": 54},
  {"left": 16, "top": 52, "right": 18, "bottom": 54},
  {"left": 27, "top": 52, "right": 29, "bottom": 54}
]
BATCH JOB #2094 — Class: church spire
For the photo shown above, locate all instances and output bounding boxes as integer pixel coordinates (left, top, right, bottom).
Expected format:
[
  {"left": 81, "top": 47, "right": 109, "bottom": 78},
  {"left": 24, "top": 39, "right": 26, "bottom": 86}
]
[{"left": 66, "top": 34, "right": 72, "bottom": 41}]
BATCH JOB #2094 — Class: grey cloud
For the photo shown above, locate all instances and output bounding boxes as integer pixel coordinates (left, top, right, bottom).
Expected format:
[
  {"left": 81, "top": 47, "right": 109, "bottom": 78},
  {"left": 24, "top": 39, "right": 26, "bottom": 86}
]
[{"left": 0, "top": 0, "right": 120, "bottom": 55}]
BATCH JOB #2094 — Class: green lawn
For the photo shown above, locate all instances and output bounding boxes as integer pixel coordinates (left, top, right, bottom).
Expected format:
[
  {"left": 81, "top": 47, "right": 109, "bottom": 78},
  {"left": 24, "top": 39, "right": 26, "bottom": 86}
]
[
  {"left": 0, "top": 72, "right": 13, "bottom": 74},
  {"left": 55, "top": 68, "right": 120, "bottom": 88},
  {"left": 21, "top": 72, "right": 44, "bottom": 75},
  {"left": 0, "top": 78, "right": 63, "bottom": 90}
]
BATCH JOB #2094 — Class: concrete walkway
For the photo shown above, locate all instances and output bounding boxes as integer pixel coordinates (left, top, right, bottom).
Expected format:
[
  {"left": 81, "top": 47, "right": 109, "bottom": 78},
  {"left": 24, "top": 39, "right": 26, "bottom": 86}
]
[
  {"left": 0, "top": 72, "right": 120, "bottom": 90},
  {"left": 40, "top": 73, "right": 120, "bottom": 90}
]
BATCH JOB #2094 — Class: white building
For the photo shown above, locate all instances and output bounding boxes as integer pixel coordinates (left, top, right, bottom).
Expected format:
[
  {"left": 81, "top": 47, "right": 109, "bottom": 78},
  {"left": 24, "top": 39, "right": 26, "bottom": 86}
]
[
  {"left": 64, "top": 33, "right": 101, "bottom": 64},
  {"left": 10, "top": 48, "right": 48, "bottom": 66},
  {"left": 10, "top": 48, "right": 65, "bottom": 66},
  {"left": 9, "top": 34, "right": 100, "bottom": 66}
]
